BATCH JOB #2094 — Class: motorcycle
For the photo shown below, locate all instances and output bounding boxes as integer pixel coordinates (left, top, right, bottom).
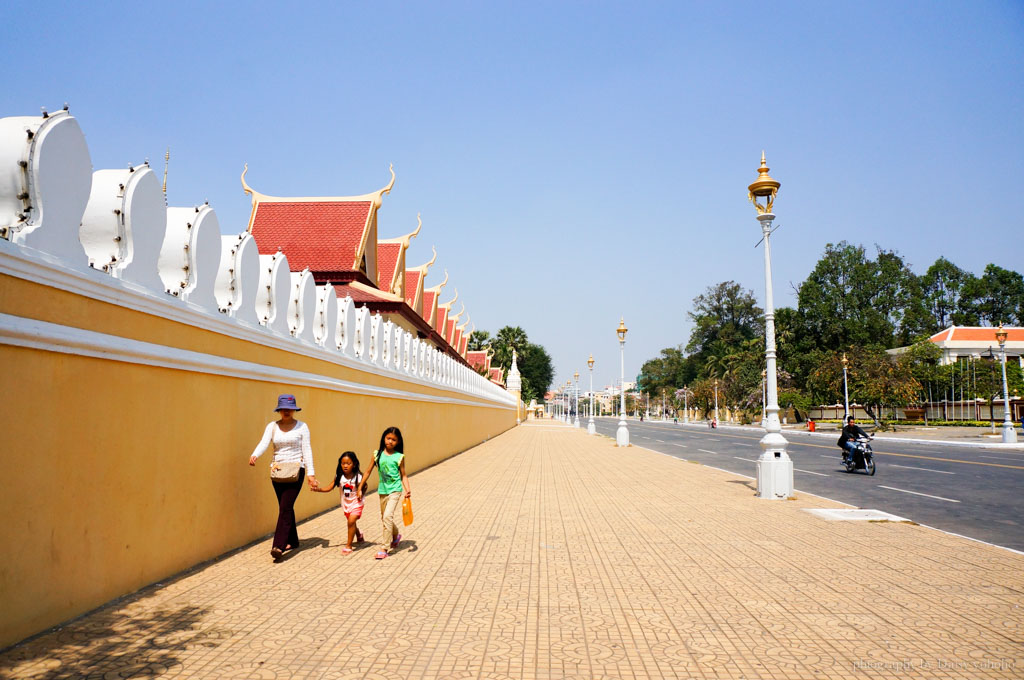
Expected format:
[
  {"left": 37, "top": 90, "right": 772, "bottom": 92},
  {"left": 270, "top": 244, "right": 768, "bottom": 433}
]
[{"left": 842, "top": 436, "right": 876, "bottom": 475}]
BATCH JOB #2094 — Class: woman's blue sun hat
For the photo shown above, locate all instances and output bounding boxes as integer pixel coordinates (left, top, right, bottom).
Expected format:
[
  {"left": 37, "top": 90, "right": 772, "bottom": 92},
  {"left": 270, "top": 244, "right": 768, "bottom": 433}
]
[{"left": 275, "top": 394, "right": 301, "bottom": 412}]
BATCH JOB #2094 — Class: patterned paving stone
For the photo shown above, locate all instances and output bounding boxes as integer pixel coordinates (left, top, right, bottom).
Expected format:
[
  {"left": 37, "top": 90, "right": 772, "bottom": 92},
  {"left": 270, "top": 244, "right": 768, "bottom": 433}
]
[{"left": 1, "top": 422, "right": 1023, "bottom": 679}]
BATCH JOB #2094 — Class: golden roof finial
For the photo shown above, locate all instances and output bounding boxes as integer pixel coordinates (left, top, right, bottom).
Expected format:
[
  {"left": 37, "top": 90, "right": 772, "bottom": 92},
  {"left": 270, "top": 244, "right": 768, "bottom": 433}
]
[
  {"left": 428, "top": 268, "right": 449, "bottom": 293},
  {"left": 451, "top": 302, "right": 466, "bottom": 322},
  {"left": 441, "top": 286, "right": 459, "bottom": 308},
  {"left": 372, "top": 164, "right": 396, "bottom": 208},
  {"left": 422, "top": 245, "right": 437, "bottom": 271}
]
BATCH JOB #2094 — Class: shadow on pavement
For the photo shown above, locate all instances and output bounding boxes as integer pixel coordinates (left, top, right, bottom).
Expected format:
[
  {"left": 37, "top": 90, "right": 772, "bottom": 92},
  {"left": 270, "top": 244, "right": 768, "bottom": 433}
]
[{"left": 0, "top": 604, "right": 221, "bottom": 679}]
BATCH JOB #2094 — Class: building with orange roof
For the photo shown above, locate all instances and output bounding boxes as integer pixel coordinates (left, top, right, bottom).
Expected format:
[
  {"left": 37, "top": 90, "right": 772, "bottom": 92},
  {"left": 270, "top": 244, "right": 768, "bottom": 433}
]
[{"left": 890, "top": 325, "right": 1024, "bottom": 366}]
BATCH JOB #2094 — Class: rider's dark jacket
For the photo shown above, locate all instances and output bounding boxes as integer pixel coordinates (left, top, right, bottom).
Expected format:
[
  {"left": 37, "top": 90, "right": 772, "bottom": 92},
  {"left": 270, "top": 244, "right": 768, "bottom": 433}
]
[{"left": 838, "top": 423, "right": 869, "bottom": 448}]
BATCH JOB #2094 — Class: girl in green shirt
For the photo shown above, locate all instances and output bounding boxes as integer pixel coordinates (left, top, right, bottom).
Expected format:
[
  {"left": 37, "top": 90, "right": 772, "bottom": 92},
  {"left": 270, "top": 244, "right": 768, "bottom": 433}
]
[{"left": 361, "top": 426, "right": 411, "bottom": 559}]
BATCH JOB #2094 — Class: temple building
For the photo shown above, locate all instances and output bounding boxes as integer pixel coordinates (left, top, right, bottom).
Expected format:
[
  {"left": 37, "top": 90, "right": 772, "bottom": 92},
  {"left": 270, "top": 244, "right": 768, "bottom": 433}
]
[{"left": 242, "top": 165, "right": 472, "bottom": 364}]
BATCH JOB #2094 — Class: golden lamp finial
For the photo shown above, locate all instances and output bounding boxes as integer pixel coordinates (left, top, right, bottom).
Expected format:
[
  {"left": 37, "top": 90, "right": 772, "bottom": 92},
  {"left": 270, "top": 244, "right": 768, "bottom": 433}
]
[{"left": 748, "top": 151, "right": 781, "bottom": 215}]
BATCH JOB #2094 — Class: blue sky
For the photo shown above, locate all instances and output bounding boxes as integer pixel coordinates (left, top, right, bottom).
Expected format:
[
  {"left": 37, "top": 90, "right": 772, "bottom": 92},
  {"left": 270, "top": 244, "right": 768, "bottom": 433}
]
[{"left": 6, "top": 1, "right": 1023, "bottom": 391}]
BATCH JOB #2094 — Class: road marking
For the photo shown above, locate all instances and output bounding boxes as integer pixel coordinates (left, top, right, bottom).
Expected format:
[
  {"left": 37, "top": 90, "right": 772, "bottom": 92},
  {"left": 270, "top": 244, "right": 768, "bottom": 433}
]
[
  {"left": 877, "top": 486, "right": 960, "bottom": 503},
  {"left": 734, "top": 443, "right": 753, "bottom": 447},
  {"left": 706, "top": 438, "right": 719, "bottom": 441},
  {"left": 632, "top": 423, "right": 1024, "bottom": 469},
  {"left": 698, "top": 449, "right": 718, "bottom": 455},
  {"left": 890, "top": 464, "right": 955, "bottom": 475},
  {"left": 655, "top": 439, "right": 665, "bottom": 443},
  {"left": 671, "top": 443, "right": 687, "bottom": 448},
  {"left": 795, "top": 468, "right": 829, "bottom": 477},
  {"left": 733, "top": 457, "right": 758, "bottom": 463}
]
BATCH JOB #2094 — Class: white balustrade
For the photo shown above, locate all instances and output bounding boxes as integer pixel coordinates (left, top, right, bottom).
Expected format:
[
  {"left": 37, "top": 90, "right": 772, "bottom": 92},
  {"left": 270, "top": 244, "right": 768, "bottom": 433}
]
[
  {"left": 354, "top": 306, "right": 371, "bottom": 361},
  {"left": 314, "top": 284, "right": 339, "bottom": 348},
  {"left": 159, "top": 205, "right": 221, "bottom": 313},
  {"left": 256, "top": 252, "right": 291, "bottom": 335},
  {"left": 214, "top": 233, "right": 260, "bottom": 324},
  {"left": 0, "top": 110, "right": 514, "bottom": 406},
  {"left": 288, "top": 269, "right": 317, "bottom": 344},
  {"left": 80, "top": 166, "right": 165, "bottom": 292},
  {"left": 337, "top": 295, "right": 355, "bottom": 356},
  {"left": 0, "top": 111, "right": 91, "bottom": 264}
]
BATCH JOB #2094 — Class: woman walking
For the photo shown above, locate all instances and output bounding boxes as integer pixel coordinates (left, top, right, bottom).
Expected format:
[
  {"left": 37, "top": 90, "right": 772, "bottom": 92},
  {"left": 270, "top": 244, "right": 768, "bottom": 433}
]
[{"left": 248, "top": 394, "right": 319, "bottom": 561}]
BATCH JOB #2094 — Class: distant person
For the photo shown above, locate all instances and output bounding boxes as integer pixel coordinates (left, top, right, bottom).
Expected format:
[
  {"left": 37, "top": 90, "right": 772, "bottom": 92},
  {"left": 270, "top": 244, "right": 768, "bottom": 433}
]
[
  {"left": 314, "top": 451, "right": 365, "bottom": 554},
  {"left": 837, "top": 415, "right": 870, "bottom": 464},
  {"left": 361, "top": 427, "right": 412, "bottom": 560},
  {"left": 248, "top": 394, "right": 319, "bottom": 561}
]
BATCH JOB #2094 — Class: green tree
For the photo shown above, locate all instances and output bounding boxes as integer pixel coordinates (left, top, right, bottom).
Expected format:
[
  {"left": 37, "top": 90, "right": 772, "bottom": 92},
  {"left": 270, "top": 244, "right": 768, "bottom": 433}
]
[
  {"left": 516, "top": 342, "right": 554, "bottom": 404},
  {"left": 899, "top": 340, "right": 945, "bottom": 424},
  {"left": 637, "top": 346, "right": 694, "bottom": 395},
  {"left": 467, "top": 330, "right": 492, "bottom": 352},
  {"left": 797, "top": 242, "right": 924, "bottom": 350},
  {"left": 491, "top": 326, "right": 529, "bottom": 372},
  {"left": 816, "top": 347, "right": 920, "bottom": 426},
  {"left": 920, "top": 257, "right": 977, "bottom": 330},
  {"left": 686, "top": 281, "right": 763, "bottom": 361},
  {"left": 960, "top": 265, "right": 1024, "bottom": 326}
]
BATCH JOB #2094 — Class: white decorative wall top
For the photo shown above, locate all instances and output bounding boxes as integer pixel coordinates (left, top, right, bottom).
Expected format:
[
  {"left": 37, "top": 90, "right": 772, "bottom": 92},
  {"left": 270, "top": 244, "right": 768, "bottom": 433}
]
[{"left": 0, "top": 109, "right": 514, "bottom": 407}]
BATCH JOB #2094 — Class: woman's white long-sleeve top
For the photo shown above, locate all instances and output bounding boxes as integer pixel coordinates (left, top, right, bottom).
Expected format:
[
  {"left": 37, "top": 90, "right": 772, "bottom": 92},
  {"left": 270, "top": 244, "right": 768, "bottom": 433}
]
[{"left": 250, "top": 421, "right": 315, "bottom": 475}]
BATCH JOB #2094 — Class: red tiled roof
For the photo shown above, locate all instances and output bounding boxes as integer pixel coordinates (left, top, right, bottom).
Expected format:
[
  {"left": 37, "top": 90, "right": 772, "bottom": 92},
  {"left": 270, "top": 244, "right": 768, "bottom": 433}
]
[
  {"left": 331, "top": 282, "right": 393, "bottom": 304},
  {"left": 452, "top": 328, "right": 463, "bottom": 353},
  {"left": 404, "top": 271, "right": 421, "bottom": 307},
  {"left": 422, "top": 291, "right": 436, "bottom": 323},
  {"left": 251, "top": 201, "right": 372, "bottom": 273},
  {"left": 435, "top": 306, "right": 448, "bottom": 334},
  {"left": 466, "top": 351, "right": 488, "bottom": 370},
  {"left": 489, "top": 367, "right": 504, "bottom": 384},
  {"left": 459, "top": 334, "right": 468, "bottom": 355},
  {"left": 929, "top": 326, "right": 1024, "bottom": 343},
  {"left": 445, "top": 319, "right": 456, "bottom": 343},
  {"left": 377, "top": 242, "right": 402, "bottom": 292}
]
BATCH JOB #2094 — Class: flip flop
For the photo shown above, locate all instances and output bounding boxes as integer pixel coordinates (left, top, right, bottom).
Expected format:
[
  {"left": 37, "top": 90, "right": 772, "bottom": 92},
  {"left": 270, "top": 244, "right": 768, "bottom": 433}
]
[
  {"left": 375, "top": 551, "right": 388, "bottom": 560},
  {"left": 341, "top": 547, "right": 353, "bottom": 554},
  {"left": 271, "top": 547, "right": 283, "bottom": 561},
  {"left": 390, "top": 534, "right": 402, "bottom": 548}
]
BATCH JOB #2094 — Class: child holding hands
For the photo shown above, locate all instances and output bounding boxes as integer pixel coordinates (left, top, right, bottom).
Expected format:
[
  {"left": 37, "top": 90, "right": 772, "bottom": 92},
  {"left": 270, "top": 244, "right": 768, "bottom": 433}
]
[
  {"left": 361, "top": 427, "right": 411, "bottom": 559},
  {"left": 315, "top": 451, "right": 365, "bottom": 553}
]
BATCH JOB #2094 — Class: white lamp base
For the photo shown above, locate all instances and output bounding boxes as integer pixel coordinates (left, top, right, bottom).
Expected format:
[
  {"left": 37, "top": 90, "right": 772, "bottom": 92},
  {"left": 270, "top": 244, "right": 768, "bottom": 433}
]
[
  {"left": 755, "top": 432, "right": 793, "bottom": 499},
  {"left": 616, "top": 420, "right": 630, "bottom": 447}
]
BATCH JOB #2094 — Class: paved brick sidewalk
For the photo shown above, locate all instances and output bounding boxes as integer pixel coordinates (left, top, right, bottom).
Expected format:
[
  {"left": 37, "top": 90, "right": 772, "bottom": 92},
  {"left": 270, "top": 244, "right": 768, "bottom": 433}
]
[{"left": 2, "top": 423, "right": 1022, "bottom": 679}]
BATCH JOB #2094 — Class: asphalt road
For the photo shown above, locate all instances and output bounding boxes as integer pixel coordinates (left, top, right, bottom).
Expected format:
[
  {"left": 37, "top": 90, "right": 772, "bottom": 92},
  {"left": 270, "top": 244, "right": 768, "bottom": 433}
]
[{"left": 589, "top": 417, "right": 1024, "bottom": 553}]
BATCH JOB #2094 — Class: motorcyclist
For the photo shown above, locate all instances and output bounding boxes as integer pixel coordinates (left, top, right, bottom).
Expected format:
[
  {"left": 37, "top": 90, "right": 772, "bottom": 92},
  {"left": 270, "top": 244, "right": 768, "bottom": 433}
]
[{"left": 838, "top": 415, "right": 870, "bottom": 464}]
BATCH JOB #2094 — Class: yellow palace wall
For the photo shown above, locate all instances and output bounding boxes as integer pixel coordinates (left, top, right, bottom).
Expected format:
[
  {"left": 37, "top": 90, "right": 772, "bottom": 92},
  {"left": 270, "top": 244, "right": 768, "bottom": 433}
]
[{"left": 0, "top": 275, "right": 516, "bottom": 649}]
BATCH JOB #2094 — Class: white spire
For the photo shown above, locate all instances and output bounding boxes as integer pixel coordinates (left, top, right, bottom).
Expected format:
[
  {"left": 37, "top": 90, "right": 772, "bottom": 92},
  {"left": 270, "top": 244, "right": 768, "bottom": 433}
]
[{"left": 506, "top": 348, "right": 522, "bottom": 392}]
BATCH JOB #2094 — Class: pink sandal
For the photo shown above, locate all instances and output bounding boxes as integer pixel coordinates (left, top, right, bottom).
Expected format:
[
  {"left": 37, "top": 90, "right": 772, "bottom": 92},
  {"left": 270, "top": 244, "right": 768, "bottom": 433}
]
[
  {"left": 375, "top": 550, "right": 388, "bottom": 559},
  {"left": 390, "top": 534, "right": 402, "bottom": 548},
  {"left": 341, "top": 547, "right": 353, "bottom": 554}
]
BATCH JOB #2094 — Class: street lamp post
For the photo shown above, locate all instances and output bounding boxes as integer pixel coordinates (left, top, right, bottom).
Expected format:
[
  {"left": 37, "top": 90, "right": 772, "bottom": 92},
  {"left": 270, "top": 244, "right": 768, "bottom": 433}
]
[
  {"left": 566, "top": 380, "right": 571, "bottom": 424},
  {"left": 587, "top": 355, "right": 596, "bottom": 435},
  {"left": 573, "top": 371, "right": 581, "bottom": 428},
  {"left": 996, "top": 324, "right": 1018, "bottom": 443},
  {"left": 761, "top": 369, "right": 767, "bottom": 428},
  {"left": 748, "top": 152, "right": 793, "bottom": 499},
  {"left": 842, "top": 352, "right": 850, "bottom": 421},
  {"left": 616, "top": 318, "right": 629, "bottom": 446},
  {"left": 683, "top": 386, "right": 690, "bottom": 423},
  {"left": 713, "top": 379, "right": 720, "bottom": 425}
]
